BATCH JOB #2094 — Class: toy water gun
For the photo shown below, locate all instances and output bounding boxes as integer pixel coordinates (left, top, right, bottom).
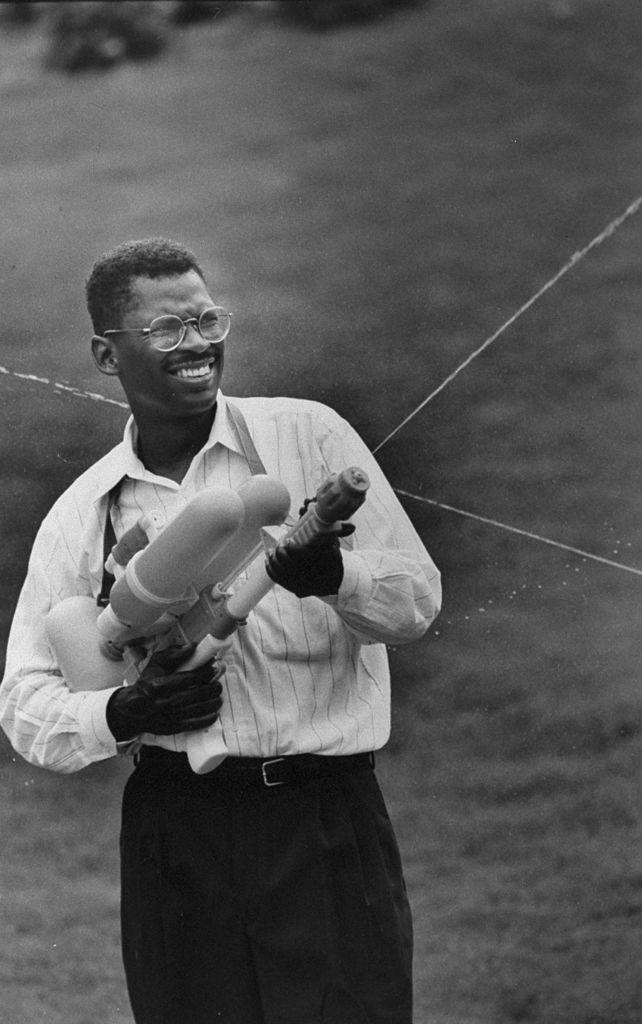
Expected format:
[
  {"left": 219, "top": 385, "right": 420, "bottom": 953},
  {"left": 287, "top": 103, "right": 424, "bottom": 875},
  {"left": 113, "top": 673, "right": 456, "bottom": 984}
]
[{"left": 45, "top": 468, "right": 370, "bottom": 773}]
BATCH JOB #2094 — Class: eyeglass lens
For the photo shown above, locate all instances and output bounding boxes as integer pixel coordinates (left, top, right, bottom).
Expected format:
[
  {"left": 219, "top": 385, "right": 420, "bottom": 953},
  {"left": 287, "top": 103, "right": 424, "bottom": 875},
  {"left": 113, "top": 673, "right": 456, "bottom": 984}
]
[{"left": 149, "top": 306, "right": 231, "bottom": 351}]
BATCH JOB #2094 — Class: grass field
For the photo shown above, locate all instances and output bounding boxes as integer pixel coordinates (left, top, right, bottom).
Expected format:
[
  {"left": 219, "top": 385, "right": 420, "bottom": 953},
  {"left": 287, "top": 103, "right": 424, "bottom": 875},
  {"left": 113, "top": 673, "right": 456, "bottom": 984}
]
[{"left": 0, "top": 2, "right": 641, "bottom": 1021}]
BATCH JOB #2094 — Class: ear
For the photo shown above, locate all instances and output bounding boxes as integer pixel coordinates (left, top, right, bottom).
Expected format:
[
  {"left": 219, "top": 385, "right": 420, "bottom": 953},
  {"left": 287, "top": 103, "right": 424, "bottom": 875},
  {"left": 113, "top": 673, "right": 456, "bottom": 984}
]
[{"left": 91, "top": 334, "right": 120, "bottom": 376}]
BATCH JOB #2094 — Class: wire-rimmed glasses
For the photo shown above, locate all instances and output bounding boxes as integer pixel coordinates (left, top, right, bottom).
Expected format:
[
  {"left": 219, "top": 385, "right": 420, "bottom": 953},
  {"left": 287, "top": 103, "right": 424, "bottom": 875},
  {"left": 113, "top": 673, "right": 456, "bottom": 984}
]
[{"left": 103, "top": 306, "right": 232, "bottom": 352}]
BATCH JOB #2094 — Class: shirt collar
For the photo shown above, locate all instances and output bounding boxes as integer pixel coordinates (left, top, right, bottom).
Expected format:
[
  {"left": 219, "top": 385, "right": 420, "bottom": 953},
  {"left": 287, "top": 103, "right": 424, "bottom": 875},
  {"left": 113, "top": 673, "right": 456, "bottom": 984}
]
[
  {"left": 202, "top": 392, "right": 242, "bottom": 456},
  {"left": 90, "top": 391, "right": 242, "bottom": 506}
]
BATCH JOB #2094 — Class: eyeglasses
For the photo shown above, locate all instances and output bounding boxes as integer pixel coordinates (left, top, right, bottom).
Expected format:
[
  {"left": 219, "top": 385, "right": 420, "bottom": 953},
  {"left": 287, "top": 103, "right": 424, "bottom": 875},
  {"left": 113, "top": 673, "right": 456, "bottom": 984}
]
[{"left": 103, "top": 305, "right": 232, "bottom": 353}]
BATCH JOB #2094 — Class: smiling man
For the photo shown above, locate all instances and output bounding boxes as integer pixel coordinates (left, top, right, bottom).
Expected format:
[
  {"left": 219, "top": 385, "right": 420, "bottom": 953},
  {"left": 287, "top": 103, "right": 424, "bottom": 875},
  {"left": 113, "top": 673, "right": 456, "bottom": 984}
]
[
  {"left": 90, "top": 246, "right": 226, "bottom": 482},
  {"left": 0, "top": 238, "right": 442, "bottom": 1024}
]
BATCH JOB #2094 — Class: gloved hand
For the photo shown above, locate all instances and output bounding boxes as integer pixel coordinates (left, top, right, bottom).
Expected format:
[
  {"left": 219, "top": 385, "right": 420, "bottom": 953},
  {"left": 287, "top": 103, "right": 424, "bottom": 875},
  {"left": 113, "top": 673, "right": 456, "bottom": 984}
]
[
  {"left": 265, "top": 524, "right": 354, "bottom": 599},
  {"left": 106, "top": 643, "right": 225, "bottom": 742}
]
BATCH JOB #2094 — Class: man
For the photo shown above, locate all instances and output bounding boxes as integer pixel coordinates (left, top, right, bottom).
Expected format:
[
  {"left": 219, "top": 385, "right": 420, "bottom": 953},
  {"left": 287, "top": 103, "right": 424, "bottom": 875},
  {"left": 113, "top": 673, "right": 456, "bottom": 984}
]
[{"left": 0, "top": 238, "right": 441, "bottom": 1024}]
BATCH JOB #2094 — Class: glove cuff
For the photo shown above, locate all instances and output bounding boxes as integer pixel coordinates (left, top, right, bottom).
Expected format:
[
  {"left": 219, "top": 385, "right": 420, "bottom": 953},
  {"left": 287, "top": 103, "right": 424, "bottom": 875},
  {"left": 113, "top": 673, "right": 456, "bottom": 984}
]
[{"left": 105, "top": 688, "right": 138, "bottom": 743}]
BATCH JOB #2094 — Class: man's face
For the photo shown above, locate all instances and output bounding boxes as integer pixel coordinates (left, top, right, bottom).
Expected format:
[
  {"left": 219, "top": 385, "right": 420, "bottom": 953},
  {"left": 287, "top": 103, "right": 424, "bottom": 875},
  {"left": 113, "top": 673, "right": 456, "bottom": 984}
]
[{"left": 105, "top": 270, "right": 225, "bottom": 422}]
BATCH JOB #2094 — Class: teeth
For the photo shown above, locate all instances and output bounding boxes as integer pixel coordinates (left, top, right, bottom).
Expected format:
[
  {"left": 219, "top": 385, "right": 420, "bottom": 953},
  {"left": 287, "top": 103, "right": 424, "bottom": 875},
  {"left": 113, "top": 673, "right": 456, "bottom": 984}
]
[{"left": 174, "top": 364, "right": 212, "bottom": 379}]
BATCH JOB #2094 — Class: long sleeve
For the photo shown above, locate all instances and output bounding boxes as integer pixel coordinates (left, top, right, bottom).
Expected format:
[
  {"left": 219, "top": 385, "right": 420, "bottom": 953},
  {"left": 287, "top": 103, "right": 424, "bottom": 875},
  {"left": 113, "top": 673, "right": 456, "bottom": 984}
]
[
  {"left": 0, "top": 504, "right": 119, "bottom": 773},
  {"left": 317, "top": 412, "right": 441, "bottom": 645}
]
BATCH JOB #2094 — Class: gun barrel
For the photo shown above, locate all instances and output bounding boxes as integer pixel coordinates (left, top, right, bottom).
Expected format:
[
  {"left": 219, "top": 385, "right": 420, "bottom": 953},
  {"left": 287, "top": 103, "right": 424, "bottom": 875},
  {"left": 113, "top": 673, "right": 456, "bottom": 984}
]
[
  {"left": 283, "top": 467, "right": 370, "bottom": 549},
  {"left": 203, "top": 466, "right": 371, "bottom": 631},
  {"left": 315, "top": 467, "right": 370, "bottom": 524}
]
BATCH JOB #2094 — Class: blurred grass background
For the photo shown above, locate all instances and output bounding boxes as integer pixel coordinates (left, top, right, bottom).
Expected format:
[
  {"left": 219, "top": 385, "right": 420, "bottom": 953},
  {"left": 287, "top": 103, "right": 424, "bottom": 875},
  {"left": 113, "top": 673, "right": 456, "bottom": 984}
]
[{"left": 0, "top": 1, "right": 641, "bottom": 1022}]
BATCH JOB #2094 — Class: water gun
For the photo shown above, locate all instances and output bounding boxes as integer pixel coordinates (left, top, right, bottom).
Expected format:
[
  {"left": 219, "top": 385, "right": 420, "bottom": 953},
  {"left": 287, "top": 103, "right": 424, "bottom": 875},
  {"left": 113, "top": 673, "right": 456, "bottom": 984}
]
[{"left": 45, "top": 468, "right": 370, "bottom": 773}]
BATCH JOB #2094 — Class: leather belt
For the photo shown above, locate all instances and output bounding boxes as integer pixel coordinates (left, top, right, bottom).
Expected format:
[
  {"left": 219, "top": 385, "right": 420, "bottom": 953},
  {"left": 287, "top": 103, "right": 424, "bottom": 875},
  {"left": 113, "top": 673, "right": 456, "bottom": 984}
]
[{"left": 137, "top": 746, "right": 375, "bottom": 787}]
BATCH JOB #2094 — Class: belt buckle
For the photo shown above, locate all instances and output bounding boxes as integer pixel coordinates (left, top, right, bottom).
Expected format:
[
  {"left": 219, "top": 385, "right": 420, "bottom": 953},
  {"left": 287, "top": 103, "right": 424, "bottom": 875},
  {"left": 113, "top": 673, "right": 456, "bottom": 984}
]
[{"left": 261, "top": 757, "right": 286, "bottom": 787}]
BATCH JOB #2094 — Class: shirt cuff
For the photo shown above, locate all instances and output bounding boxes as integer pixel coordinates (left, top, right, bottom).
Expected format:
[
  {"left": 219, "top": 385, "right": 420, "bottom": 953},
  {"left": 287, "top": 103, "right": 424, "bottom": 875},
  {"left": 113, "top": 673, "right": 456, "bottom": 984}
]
[
  {"left": 336, "top": 551, "right": 373, "bottom": 610},
  {"left": 76, "top": 687, "right": 120, "bottom": 758}
]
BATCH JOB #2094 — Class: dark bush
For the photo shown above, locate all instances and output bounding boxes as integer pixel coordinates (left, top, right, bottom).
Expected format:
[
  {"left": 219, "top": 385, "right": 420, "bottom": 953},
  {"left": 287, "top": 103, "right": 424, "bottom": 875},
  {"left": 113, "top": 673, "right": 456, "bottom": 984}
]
[
  {"left": 0, "top": 1, "right": 43, "bottom": 25},
  {"left": 273, "top": 0, "right": 424, "bottom": 30},
  {"left": 171, "top": 1, "right": 229, "bottom": 25},
  {"left": 45, "top": 1, "right": 170, "bottom": 73}
]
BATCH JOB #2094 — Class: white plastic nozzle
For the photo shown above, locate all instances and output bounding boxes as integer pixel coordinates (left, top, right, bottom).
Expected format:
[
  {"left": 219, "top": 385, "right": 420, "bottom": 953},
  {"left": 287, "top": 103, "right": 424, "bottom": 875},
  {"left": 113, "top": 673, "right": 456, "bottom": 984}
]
[{"left": 98, "top": 487, "right": 245, "bottom": 640}]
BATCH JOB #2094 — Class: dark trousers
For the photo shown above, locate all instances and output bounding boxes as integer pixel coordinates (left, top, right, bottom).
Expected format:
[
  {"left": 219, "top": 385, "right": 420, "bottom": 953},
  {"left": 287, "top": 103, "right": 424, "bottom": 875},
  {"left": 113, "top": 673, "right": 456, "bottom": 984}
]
[{"left": 120, "top": 750, "right": 413, "bottom": 1024}]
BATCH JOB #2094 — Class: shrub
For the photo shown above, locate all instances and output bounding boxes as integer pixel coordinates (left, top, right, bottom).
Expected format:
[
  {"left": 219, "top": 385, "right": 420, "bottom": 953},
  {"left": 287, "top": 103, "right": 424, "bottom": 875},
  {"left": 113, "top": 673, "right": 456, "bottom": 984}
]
[
  {"left": 171, "top": 1, "right": 229, "bottom": 25},
  {"left": 273, "top": 0, "right": 424, "bottom": 30},
  {"left": 44, "top": 1, "right": 170, "bottom": 73},
  {"left": 0, "top": 1, "right": 42, "bottom": 25}
]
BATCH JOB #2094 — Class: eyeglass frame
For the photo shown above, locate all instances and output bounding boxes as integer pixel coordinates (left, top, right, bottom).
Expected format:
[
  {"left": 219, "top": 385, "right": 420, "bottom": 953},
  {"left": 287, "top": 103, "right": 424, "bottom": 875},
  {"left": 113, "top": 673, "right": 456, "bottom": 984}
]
[{"left": 102, "top": 305, "right": 232, "bottom": 352}]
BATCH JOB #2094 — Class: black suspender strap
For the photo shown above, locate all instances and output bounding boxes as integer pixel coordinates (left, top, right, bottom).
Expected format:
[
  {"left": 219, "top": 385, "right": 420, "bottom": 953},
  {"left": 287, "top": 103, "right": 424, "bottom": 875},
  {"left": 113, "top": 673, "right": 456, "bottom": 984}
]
[
  {"left": 97, "top": 480, "right": 123, "bottom": 607},
  {"left": 226, "top": 401, "right": 267, "bottom": 477}
]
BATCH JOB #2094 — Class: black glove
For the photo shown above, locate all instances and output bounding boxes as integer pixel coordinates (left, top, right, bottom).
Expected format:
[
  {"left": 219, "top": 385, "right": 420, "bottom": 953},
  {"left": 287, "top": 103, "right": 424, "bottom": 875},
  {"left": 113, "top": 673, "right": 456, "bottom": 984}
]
[
  {"left": 265, "top": 524, "right": 354, "bottom": 599},
  {"left": 106, "top": 644, "right": 225, "bottom": 743}
]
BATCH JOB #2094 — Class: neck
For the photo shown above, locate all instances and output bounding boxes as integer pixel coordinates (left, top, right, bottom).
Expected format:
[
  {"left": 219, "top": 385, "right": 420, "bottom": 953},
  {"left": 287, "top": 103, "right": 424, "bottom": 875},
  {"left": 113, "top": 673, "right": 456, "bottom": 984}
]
[{"left": 135, "top": 406, "right": 217, "bottom": 484}]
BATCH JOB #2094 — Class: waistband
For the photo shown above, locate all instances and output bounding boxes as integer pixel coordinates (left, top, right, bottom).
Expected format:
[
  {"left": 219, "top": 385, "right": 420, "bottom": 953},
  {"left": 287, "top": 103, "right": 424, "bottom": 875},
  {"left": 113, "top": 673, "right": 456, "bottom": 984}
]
[{"left": 136, "top": 745, "right": 375, "bottom": 787}]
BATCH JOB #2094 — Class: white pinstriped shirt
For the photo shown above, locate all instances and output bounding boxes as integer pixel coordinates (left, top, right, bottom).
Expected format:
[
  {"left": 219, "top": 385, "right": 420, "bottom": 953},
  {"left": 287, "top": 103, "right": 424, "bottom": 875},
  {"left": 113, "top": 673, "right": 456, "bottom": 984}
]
[{"left": 0, "top": 393, "right": 441, "bottom": 773}]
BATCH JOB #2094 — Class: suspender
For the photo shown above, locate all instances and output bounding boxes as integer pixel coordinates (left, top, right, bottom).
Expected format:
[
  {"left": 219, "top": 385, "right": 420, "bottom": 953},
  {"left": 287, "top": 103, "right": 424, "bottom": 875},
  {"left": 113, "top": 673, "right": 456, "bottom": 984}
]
[
  {"left": 226, "top": 401, "right": 266, "bottom": 476},
  {"left": 97, "top": 402, "right": 266, "bottom": 606},
  {"left": 97, "top": 480, "right": 122, "bottom": 607}
]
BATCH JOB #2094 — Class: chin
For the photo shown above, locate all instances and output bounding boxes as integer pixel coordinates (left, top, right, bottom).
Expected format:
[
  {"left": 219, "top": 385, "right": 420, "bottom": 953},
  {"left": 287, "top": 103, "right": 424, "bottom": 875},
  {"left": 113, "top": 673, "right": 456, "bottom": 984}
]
[{"left": 177, "top": 385, "right": 220, "bottom": 417}]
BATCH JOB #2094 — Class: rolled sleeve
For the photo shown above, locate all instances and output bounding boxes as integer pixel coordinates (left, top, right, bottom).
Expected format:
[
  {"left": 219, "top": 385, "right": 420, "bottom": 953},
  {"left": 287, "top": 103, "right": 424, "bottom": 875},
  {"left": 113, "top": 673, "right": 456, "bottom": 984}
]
[
  {"left": 316, "top": 408, "right": 442, "bottom": 645},
  {"left": 330, "top": 548, "right": 441, "bottom": 645},
  {"left": 77, "top": 688, "right": 120, "bottom": 758},
  {"left": 0, "top": 495, "right": 120, "bottom": 774}
]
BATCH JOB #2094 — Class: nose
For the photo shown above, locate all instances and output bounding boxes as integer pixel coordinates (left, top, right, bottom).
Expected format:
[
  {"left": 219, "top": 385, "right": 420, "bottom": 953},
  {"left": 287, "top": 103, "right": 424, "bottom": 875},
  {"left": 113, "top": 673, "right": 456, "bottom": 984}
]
[{"left": 180, "top": 320, "right": 211, "bottom": 353}]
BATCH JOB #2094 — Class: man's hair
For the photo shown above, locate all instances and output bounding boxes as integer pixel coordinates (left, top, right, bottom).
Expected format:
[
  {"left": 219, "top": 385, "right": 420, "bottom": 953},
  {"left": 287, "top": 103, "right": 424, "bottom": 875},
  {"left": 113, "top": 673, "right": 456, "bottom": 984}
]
[{"left": 86, "top": 237, "right": 206, "bottom": 334}]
